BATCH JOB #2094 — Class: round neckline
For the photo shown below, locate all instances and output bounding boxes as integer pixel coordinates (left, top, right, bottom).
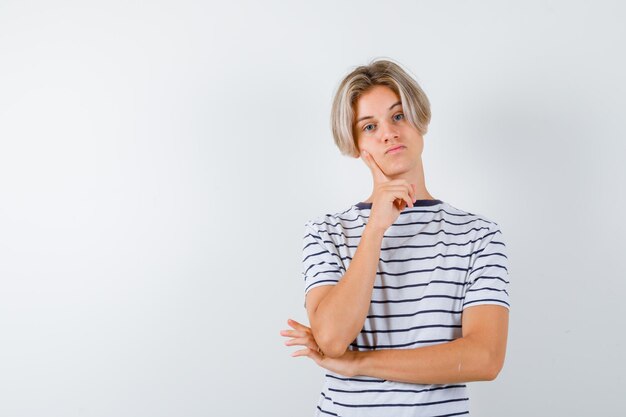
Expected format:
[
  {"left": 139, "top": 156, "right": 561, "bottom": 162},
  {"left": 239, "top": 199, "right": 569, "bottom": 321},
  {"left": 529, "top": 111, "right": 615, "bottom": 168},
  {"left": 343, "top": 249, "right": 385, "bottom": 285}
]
[{"left": 355, "top": 199, "right": 443, "bottom": 209}]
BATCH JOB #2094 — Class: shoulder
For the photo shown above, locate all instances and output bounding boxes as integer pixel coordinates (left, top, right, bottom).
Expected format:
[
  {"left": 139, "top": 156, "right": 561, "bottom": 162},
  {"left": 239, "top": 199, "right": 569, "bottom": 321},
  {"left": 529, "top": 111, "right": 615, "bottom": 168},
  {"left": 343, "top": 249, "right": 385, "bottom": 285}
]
[
  {"left": 303, "top": 204, "right": 361, "bottom": 237},
  {"left": 441, "top": 201, "right": 505, "bottom": 241}
]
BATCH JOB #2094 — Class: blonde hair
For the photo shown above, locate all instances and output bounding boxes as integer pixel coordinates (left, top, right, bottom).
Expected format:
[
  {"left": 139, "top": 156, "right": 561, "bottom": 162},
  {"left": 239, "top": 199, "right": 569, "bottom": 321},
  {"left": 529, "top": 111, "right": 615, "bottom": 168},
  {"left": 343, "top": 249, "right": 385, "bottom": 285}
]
[{"left": 330, "top": 58, "right": 431, "bottom": 158}]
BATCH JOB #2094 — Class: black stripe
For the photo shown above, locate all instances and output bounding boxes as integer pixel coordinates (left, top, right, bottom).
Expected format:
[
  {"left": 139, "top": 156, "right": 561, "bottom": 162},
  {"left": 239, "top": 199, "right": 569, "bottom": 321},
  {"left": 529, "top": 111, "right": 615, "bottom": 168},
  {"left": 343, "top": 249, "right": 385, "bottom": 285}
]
[
  {"left": 379, "top": 229, "right": 501, "bottom": 250},
  {"left": 309, "top": 203, "right": 497, "bottom": 227},
  {"left": 370, "top": 294, "right": 464, "bottom": 304},
  {"left": 308, "top": 269, "right": 342, "bottom": 279},
  {"left": 304, "top": 231, "right": 500, "bottom": 254},
  {"left": 309, "top": 216, "right": 492, "bottom": 231},
  {"left": 305, "top": 279, "right": 338, "bottom": 293},
  {"left": 472, "top": 275, "right": 510, "bottom": 284},
  {"left": 320, "top": 391, "right": 333, "bottom": 402},
  {"left": 311, "top": 207, "right": 456, "bottom": 226},
  {"left": 303, "top": 230, "right": 500, "bottom": 266},
  {"left": 381, "top": 226, "right": 491, "bottom": 239},
  {"left": 475, "top": 250, "right": 508, "bottom": 261},
  {"left": 374, "top": 266, "right": 469, "bottom": 278},
  {"left": 428, "top": 412, "right": 470, "bottom": 417},
  {"left": 316, "top": 405, "right": 338, "bottom": 416},
  {"left": 303, "top": 259, "right": 345, "bottom": 276},
  {"left": 303, "top": 239, "right": 320, "bottom": 250},
  {"left": 350, "top": 338, "right": 454, "bottom": 349},
  {"left": 468, "top": 263, "right": 508, "bottom": 278},
  {"left": 374, "top": 279, "right": 468, "bottom": 290},
  {"left": 328, "top": 384, "right": 467, "bottom": 394},
  {"left": 304, "top": 248, "right": 478, "bottom": 268},
  {"left": 360, "top": 323, "right": 461, "bottom": 334},
  {"left": 325, "top": 374, "right": 386, "bottom": 383},
  {"left": 367, "top": 308, "right": 462, "bottom": 319},
  {"left": 305, "top": 278, "right": 471, "bottom": 293},
  {"left": 348, "top": 206, "right": 482, "bottom": 220},
  {"left": 302, "top": 249, "right": 342, "bottom": 265},
  {"left": 380, "top": 252, "right": 474, "bottom": 265},
  {"left": 467, "top": 287, "right": 509, "bottom": 295},
  {"left": 333, "top": 396, "right": 468, "bottom": 408},
  {"left": 307, "top": 226, "right": 491, "bottom": 240}
]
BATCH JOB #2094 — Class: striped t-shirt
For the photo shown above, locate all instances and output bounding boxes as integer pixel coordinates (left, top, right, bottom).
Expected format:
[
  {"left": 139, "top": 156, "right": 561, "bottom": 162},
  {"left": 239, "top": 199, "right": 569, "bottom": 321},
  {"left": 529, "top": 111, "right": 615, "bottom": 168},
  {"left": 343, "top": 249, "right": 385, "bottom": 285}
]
[{"left": 301, "top": 198, "right": 509, "bottom": 417}]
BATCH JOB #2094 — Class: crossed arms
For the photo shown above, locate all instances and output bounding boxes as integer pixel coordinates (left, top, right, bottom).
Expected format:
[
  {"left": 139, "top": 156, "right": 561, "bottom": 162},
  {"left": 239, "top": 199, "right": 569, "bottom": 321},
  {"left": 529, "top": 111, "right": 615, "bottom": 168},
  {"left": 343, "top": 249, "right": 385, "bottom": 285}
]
[{"left": 286, "top": 224, "right": 509, "bottom": 385}]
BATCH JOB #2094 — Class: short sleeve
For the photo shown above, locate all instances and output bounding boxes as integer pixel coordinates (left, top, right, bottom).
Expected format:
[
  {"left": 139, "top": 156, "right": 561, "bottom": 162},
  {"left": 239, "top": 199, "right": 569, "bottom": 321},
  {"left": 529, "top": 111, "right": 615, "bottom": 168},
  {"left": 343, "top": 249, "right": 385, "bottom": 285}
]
[
  {"left": 463, "top": 224, "right": 510, "bottom": 310},
  {"left": 301, "top": 221, "right": 345, "bottom": 307}
]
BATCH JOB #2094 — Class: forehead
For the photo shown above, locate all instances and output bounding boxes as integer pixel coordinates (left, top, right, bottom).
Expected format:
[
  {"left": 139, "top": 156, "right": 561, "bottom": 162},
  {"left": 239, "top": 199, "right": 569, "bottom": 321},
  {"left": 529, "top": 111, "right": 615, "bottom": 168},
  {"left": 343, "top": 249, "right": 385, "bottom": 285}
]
[{"left": 354, "top": 85, "right": 401, "bottom": 116}]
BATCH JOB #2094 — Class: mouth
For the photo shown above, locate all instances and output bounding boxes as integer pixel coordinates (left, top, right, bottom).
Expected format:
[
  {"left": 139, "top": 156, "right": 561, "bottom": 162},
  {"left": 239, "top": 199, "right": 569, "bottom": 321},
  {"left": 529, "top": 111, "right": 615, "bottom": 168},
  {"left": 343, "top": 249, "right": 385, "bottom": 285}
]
[{"left": 386, "top": 145, "right": 406, "bottom": 154}]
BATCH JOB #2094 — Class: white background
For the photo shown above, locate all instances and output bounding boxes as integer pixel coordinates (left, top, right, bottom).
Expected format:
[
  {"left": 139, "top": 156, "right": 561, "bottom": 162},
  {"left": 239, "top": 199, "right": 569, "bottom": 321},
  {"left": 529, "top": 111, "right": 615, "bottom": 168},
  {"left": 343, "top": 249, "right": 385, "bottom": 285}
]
[{"left": 1, "top": 1, "right": 625, "bottom": 416}]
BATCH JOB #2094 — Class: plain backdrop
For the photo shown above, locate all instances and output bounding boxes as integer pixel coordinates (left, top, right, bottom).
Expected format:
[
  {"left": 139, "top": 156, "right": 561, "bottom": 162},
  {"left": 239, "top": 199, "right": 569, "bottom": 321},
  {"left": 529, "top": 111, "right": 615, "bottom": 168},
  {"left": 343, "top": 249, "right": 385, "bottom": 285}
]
[{"left": 1, "top": 1, "right": 625, "bottom": 416}]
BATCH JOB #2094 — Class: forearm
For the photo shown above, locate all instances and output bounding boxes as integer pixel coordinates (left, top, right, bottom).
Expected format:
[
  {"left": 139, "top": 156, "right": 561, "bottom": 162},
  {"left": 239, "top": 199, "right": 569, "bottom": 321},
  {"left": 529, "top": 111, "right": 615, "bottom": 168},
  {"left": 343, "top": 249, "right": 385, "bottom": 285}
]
[
  {"left": 354, "top": 336, "right": 499, "bottom": 384},
  {"left": 312, "top": 225, "right": 385, "bottom": 357}
]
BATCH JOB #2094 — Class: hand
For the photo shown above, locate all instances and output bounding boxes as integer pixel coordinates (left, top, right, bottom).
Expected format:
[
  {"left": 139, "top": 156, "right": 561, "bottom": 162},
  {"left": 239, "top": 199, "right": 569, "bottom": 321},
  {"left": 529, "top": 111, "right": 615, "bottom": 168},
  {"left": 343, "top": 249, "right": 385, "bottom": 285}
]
[
  {"left": 280, "top": 319, "right": 360, "bottom": 377},
  {"left": 361, "top": 150, "right": 417, "bottom": 232}
]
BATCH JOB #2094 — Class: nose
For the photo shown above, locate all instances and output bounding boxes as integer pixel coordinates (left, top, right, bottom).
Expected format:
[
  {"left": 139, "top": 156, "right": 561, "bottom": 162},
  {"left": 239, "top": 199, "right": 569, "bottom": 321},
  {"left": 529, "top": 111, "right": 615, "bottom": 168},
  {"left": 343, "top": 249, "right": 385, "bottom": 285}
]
[{"left": 380, "top": 120, "right": 399, "bottom": 143}]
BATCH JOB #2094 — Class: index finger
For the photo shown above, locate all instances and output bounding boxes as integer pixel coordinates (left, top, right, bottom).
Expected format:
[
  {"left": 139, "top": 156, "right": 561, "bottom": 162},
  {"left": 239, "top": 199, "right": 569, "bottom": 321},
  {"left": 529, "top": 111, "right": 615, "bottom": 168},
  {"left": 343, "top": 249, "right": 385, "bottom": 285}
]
[
  {"left": 287, "top": 319, "right": 311, "bottom": 331},
  {"left": 361, "top": 150, "right": 389, "bottom": 183}
]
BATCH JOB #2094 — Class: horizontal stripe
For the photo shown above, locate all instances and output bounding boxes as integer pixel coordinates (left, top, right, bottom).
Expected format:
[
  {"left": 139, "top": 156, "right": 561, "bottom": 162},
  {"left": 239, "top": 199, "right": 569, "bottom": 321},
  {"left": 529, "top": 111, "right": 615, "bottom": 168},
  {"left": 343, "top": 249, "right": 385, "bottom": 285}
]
[
  {"left": 374, "top": 279, "right": 468, "bottom": 290},
  {"left": 370, "top": 294, "right": 465, "bottom": 304},
  {"left": 360, "top": 323, "right": 461, "bottom": 334},
  {"left": 467, "top": 287, "right": 509, "bottom": 295},
  {"left": 328, "top": 384, "right": 467, "bottom": 395},
  {"left": 306, "top": 278, "right": 472, "bottom": 293},
  {"left": 305, "top": 279, "right": 338, "bottom": 293},
  {"left": 325, "top": 373, "right": 386, "bottom": 383},
  {"left": 429, "top": 412, "right": 470, "bottom": 417},
  {"left": 302, "top": 249, "right": 342, "bottom": 265},
  {"left": 367, "top": 308, "right": 463, "bottom": 319},
  {"left": 474, "top": 275, "right": 510, "bottom": 284},
  {"left": 305, "top": 225, "right": 491, "bottom": 240},
  {"left": 303, "top": 244, "right": 478, "bottom": 267},
  {"left": 350, "top": 337, "right": 454, "bottom": 349},
  {"left": 474, "top": 250, "right": 508, "bottom": 261},
  {"left": 468, "top": 263, "right": 508, "bottom": 278},
  {"left": 316, "top": 405, "right": 338, "bottom": 416},
  {"left": 304, "top": 232, "right": 500, "bottom": 253},
  {"left": 316, "top": 408, "right": 470, "bottom": 417},
  {"left": 333, "top": 396, "right": 469, "bottom": 408},
  {"left": 303, "top": 259, "right": 345, "bottom": 276},
  {"left": 311, "top": 206, "right": 491, "bottom": 224}
]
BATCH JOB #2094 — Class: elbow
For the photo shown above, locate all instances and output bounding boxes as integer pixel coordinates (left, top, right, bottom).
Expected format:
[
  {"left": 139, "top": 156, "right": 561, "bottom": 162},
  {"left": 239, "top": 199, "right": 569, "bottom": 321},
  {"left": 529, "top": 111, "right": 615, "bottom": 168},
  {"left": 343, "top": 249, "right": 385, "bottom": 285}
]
[
  {"left": 483, "top": 363, "right": 501, "bottom": 381},
  {"left": 315, "top": 332, "right": 350, "bottom": 359},
  {"left": 322, "top": 343, "right": 349, "bottom": 359},
  {"left": 484, "top": 351, "right": 505, "bottom": 381}
]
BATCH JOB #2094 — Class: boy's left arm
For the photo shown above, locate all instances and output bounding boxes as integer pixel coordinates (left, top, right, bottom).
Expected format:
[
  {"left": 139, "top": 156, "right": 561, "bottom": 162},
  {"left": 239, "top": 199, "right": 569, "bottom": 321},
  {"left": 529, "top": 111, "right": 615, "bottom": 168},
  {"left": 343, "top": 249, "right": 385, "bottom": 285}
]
[{"left": 354, "top": 304, "right": 509, "bottom": 384}]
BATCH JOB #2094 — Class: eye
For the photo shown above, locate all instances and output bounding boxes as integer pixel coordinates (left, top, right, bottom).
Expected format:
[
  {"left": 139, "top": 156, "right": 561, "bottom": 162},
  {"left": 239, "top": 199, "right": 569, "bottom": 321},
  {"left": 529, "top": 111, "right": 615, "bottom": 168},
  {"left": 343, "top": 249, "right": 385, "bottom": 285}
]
[
  {"left": 393, "top": 113, "right": 404, "bottom": 121},
  {"left": 363, "top": 124, "right": 375, "bottom": 132}
]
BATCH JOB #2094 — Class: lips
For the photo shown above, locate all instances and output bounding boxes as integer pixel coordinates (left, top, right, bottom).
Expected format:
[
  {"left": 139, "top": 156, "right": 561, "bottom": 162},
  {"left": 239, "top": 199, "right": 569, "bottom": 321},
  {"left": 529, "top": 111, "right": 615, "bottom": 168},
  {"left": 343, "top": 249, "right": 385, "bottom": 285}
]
[{"left": 385, "top": 145, "right": 405, "bottom": 154}]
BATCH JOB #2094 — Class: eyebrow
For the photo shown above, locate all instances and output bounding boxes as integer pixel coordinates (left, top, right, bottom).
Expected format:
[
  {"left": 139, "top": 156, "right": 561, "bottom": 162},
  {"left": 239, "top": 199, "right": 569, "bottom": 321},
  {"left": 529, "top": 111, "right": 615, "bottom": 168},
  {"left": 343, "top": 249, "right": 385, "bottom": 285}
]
[{"left": 356, "top": 101, "right": 402, "bottom": 123}]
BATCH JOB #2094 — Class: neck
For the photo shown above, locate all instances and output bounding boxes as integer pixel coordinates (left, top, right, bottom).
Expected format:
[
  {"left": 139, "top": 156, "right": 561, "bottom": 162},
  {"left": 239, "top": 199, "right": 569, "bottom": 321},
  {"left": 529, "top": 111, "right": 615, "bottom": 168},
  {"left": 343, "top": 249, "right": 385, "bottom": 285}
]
[{"left": 363, "top": 160, "right": 434, "bottom": 203}]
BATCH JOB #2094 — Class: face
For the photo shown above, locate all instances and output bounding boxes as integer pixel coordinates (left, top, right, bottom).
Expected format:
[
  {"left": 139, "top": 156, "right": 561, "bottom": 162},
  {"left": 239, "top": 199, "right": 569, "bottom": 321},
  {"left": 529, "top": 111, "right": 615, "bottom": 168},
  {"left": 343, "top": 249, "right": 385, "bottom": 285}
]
[{"left": 353, "top": 85, "right": 424, "bottom": 179}]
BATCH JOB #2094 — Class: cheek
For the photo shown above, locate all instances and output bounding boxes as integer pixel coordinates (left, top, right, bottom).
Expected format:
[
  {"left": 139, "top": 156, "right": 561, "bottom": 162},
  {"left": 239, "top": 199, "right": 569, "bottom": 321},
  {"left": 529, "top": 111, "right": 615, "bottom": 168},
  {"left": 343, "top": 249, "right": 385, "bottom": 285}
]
[{"left": 356, "top": 137, "right": 373, "bottom": 152}]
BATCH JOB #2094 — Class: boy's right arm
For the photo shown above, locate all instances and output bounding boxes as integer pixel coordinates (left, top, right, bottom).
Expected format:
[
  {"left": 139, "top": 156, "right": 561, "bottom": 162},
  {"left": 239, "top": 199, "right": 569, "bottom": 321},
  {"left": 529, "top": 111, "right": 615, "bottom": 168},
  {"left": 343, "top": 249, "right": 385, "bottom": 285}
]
[{"left": 305, "top": 223, "right": 386, "bottom": 358}]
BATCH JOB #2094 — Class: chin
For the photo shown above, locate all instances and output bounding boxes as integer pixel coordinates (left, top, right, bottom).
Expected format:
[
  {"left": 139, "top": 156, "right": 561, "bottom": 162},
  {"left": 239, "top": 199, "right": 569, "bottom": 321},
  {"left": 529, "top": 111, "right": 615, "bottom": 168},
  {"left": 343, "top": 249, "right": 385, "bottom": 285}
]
[{"left": 385, "top": 161, "right": 413, "bottom": 175}]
